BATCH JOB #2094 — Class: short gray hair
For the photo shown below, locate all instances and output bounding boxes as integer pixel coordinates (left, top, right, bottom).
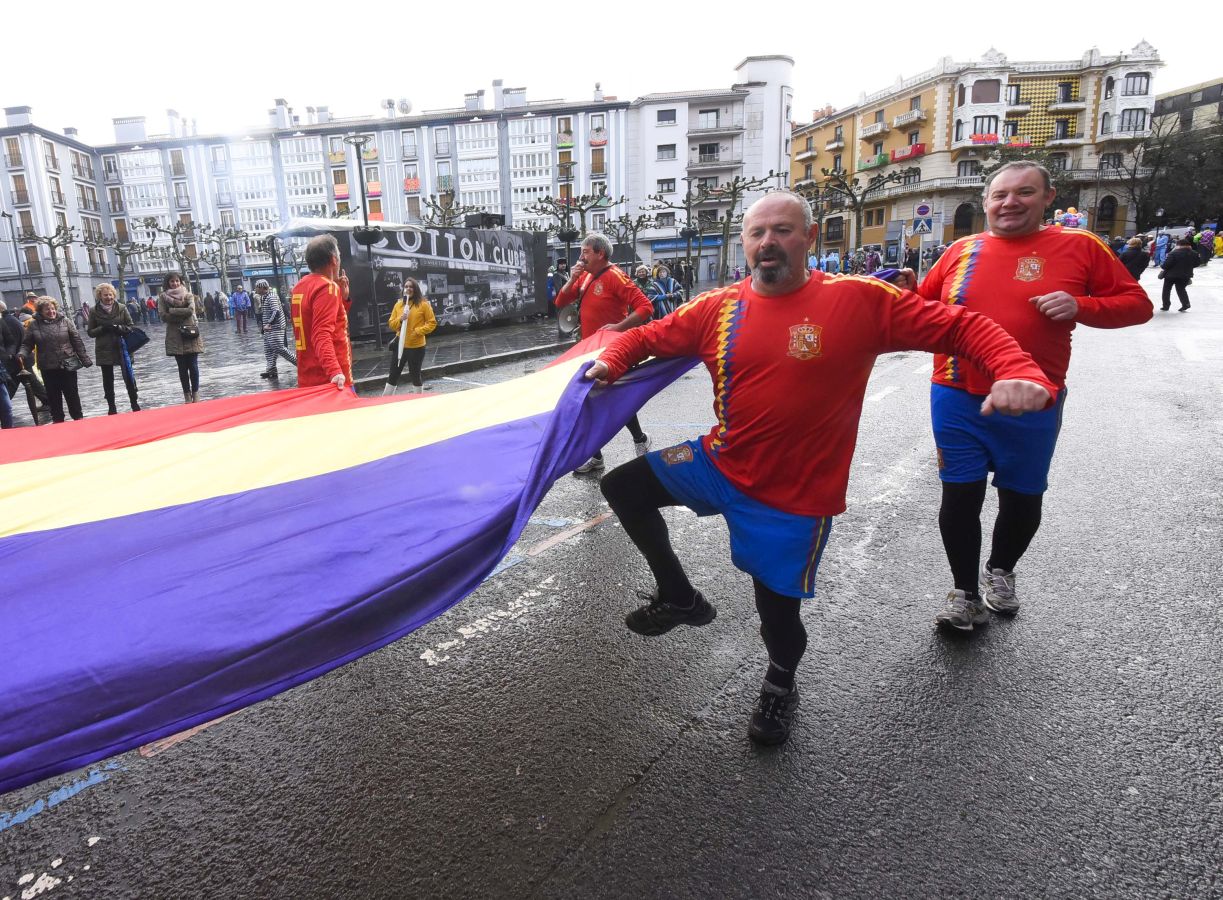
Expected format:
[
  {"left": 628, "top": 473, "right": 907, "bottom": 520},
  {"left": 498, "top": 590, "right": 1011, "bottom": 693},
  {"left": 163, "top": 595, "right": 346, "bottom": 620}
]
[
  {"left": 581, "top": 232, "right": 613, "bottom": 259},
  {"left": 745, "top": 190, "right": 814, "bottom": 231},
  {"left": 983, "top": 161, "right": 1053, "bottom": 195},
  {"left": 305, "top": 234, "right": 340, "bottom": 272}
]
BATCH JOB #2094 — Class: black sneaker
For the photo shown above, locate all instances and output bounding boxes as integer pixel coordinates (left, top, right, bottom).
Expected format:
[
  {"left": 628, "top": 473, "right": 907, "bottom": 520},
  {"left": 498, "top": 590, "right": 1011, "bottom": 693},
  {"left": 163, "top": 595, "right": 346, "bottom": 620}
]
[
  {"left": 624, "top": 589, "right": 716, "bottom": 636},
  {"left": 934, "top": 589, "right": 989, "bottom": 632},
  {"left": 749, "top": 682, "right": 799, "bottom": 746}
]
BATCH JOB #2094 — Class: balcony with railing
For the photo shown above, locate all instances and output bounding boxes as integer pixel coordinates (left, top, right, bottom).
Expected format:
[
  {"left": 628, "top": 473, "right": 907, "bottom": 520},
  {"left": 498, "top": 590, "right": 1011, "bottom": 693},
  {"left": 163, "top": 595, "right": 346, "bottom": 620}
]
[
  {"left": 49, "top": 189, "right": 66, "bottom": 205},
  {"left": 952, "top": 133, "right": 1001, "bottom": 150},
  {"left": 1047, "top": 97, "right": 1086, "bottom": 113},
  {"left": 11, "top": 189, "right": 29, "bottom": 205},
  {"left": 79, "top": 196, "right": 100, "bottom": 211},
  {"left": 211, "top": 159, "right": 229, "bottom": 173},
  {"left": 44, "top": 153, "right": 59, "bottom": 171},
  {"left": 72, "top": 163, "right": 95, "bottom": 181},
  {"left": 403, "top": 177, "right": 421, "bottom": 193},
  {"left": 90, "top": 262, "right": 109, "bottom": 276},
  {"left": 401, "top": 145, "right": 418, "bottom": 160},
  {"left": 1046, "top": 131, "right": 1086, "bottom": 147},
  {"left": 104, "top": 169, "right": 120, "bottom": 183},
  {"left": 333, "top": 185, "right": 350, "bottom": 200},
  {"left": 18, "top": 228, "right": 38, "bottom": 241},
  {"left": 860, "top": 121, "right": 889, "bottom": 139},
  {"left": 687, "top": 121, "right": 745, "bottom": 137},
  {"left": 555, "top": 132, "right": 573, "bottom": 149},
  {"left": 824, "top": 137, "right": 845, "bottom": 151},
  {"left": 892, "top": 108, "right": 927, "bottom": 128},
  {"left": 434, "top": 141, "right": 451, "bottom": 156},
  {"left": 858, "top": 152, "right": 889, "bottom": 170},
  {"left": 437, "top": 175, "right": 454, "bottom": 192},
  {"left": 4, "top": 153, "right": 22, "bottom": 168},
  {"left": 175, "top": 195, "right": 192, "bottom": 209},
  {"left": 328, "top": 151, "right": 346, "bottom": 165},
  {"left": 795, "top": 148, "right": 818, "bottom": 162},
  {"left": 1101, "top": 125, "right": 1150, "bottom": 142},
  {"left": 688, "top": 154, "right": 742, "bottom": 170},
  {"left": 589, "top": 128, "right": 608, "bottom": 146},
  {"left": 108, "top": 197, "right": 125, "bottom": 212},
  {"left": 216, "top": 192, "right": 234, "bottom": 206},
  {"left": 890, "top": 143, "right": 926, "bottom": 163},
  {"left": 25, "top": 258, "right": 42, "bottom": 274},
  {"left": 362, "top": 147, "right": 379, "bottom": 162},
  {"left": 367, "top": 181, "right": 382, "bottom": 197}
]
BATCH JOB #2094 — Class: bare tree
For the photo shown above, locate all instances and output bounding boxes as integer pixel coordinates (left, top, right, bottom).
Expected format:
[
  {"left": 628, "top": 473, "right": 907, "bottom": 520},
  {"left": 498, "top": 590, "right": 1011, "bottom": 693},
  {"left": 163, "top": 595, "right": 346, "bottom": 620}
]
[
  {"left": 196, "top": 223, "right": 250, "bottom": 293},
  {"left": 819, "top": 166, "right": 913, "bottom": 250},
  {"left": 644, "top": 180, "right": 714, "bottom": 296},
  {"left": 140, "top": 217, "right": 204, "bottom": 295},
  {"left": 85, "top": 233, "right": 158, "bottom": 300},
  {"left": 421, "top": 194, "right": 483, "bottom": 227},
  {"left": 601, "top": 212, "right": 656, "bottom": 272},
  {"left": 21, "top": 223, "right": 79, "bottom": 307},
  {"left": 526, "top": 189, "right": 627, "bottom": 239},
  {"left": 701, "top": 172, "right": 774, "bottom": 287}
]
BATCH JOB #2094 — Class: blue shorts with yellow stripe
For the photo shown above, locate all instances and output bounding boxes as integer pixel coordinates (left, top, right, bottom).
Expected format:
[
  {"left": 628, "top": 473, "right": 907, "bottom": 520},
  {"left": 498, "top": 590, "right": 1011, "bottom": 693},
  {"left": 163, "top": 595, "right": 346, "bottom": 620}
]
[
  {"left": 931, "top": 383, "right": 1067, "bottom": 495},
  {"left": 645, "top": 440, "right": 833, "bottom": 599}
]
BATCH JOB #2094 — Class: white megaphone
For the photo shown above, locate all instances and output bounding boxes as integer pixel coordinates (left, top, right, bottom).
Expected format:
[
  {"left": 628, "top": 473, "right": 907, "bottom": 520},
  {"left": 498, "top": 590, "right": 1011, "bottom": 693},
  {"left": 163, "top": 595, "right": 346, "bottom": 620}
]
[{"left": 558, "top": 303, "right": 581, "bottom": 337}]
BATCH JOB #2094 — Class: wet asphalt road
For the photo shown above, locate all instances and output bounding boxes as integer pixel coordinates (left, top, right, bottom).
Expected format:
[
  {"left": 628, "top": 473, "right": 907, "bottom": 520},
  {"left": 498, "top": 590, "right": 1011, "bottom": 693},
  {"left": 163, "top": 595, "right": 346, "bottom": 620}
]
[{"left": 1, "top": 268, "right": 1220, "bottom": 898}]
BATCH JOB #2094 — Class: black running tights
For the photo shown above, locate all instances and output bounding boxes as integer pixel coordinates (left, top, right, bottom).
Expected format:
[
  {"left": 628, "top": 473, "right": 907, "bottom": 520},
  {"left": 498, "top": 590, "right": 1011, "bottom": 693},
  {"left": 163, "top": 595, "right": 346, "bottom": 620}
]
[
  {"left": 601, "top": 457, "right": 808, "bottom": 688},
  {"left": 939, "top": 480, "right": 1043, "bottom": 593},
  {"left": 592, "top": 415, "right": 646, "bottom": 460}
]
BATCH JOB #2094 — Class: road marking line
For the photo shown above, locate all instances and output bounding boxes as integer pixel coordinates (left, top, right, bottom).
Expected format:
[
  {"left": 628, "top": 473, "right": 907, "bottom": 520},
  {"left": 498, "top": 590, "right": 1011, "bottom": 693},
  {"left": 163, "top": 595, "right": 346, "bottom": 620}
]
[
  {"left": 866, "top": 386, "right": 900, "bottom": 403},
  {"left": 138, "top": 711, "right": 243, "bottom": 758},
  {"left": 442, "top": 376, "right": 488, "bottom": 387},
  {"left": 527, "top": 512, "right": 614, "bottom": 557},
  {"left": 913, "top": 361, "right": 931, "bottom": 374}
]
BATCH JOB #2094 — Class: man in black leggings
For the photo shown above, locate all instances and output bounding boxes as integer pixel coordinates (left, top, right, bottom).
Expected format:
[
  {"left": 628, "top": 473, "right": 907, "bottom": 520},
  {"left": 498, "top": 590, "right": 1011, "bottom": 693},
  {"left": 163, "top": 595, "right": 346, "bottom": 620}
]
[{"left": 590, "top": 192, "right": 1055, "bottom": 745}]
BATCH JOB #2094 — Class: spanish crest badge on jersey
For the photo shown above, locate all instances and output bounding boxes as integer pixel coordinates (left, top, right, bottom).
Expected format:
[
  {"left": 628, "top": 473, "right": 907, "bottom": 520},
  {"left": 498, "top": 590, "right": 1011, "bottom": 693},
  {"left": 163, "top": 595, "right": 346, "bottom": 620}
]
[
  {"left": 661, "top": 444, "right": 694, "bottom": 466},
  {"left": 593, "top": 282, "right": 605, "bottom": 296},
  {"left": 787, "top": 323, "right": 823, "bottom": 360},
  {"left": 1014, "top": 256, "right": 1045, "bottom": 282}
]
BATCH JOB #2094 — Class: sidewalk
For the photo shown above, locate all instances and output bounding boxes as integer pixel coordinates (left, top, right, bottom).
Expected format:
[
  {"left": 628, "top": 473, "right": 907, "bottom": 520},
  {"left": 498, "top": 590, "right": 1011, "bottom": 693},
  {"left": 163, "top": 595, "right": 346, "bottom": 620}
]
[{"left": 4, "top": 316, "right": 573, "bottom": 428}]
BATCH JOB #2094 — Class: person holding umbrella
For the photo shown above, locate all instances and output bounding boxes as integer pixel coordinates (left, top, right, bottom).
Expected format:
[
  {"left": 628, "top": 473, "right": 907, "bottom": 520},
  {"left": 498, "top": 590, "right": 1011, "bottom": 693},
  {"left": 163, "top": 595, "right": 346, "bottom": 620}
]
[
  {"left": 87, "top": 283, "right": 141, "bottom": 414},
  {"left": 382, "top": 277, "right": 436, "bottom": 396}
]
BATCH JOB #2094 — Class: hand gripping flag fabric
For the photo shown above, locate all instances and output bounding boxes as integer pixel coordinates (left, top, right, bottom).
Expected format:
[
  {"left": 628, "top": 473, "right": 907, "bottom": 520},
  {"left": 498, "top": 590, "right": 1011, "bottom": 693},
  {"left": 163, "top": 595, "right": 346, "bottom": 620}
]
[{"left": 0, "top": 334, "right": 695, "bottom": 796}]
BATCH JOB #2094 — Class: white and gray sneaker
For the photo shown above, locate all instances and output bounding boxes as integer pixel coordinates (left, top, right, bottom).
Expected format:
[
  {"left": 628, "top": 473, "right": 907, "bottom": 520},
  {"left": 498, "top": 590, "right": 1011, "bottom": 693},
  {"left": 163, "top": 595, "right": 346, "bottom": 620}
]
[
  {"left": 634, "top": 433, "right": 652, "bottom": 457},
  {"left": 980, "top": 566, "right": 1020, "bottom": 615},
  {"left": 935, "top": 589, "right": 989, "bottom": 632},
  {"left": 573, "top": 456, "right": 605, "bottom": 475}
]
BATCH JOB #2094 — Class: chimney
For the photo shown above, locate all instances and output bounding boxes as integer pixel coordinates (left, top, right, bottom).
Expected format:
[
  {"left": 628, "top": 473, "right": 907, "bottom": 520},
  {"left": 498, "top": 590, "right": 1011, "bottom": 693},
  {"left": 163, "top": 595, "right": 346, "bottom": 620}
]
[
  {"left": 464, "top": 90, "right": 483, "bottom": 112},
  {"left": 5, "top": 106, "right": 33, "bottom": 127},
  {"left": 384, "top": 98, "right": 396, "bottom": 119},
  {"left": 166, "top": 109, "right": 180, "bottom": 137},
  {"left": 113, "top": 116, "right": 147, "bottom": 143},
  {"left": 316, "top": 106, "right": 330, "bottom": 124},
  {"left": 593, "top": 82, "right": 604, "bottom": 102},
  {"left": 504, "top": 87, "right": 527, "bottom": 108},
  {"left": 492, "top": 79, "right": 505, "bottom": 110},
  {"left": 269, "top": 98, "right": 291, "bottom": 129},
  {"left": 306, "top": 106, "right": 317, "bottom": 125},
  {"left": 63, "top": 127, "right": 78, "bottom": 138},
  {"left": 191, "top": 118, "right": 198, "bottom": 136}
]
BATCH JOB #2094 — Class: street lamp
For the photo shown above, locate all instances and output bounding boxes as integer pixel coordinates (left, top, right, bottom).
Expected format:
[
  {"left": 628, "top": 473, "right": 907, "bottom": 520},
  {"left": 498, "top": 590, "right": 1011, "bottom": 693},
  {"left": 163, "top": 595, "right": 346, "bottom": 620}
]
[
  {"left": 343, "top": 133, "right": 385, "bottom": 347},
  {"left": 0, "top": 210, "right": 28, "bottom": 292}
]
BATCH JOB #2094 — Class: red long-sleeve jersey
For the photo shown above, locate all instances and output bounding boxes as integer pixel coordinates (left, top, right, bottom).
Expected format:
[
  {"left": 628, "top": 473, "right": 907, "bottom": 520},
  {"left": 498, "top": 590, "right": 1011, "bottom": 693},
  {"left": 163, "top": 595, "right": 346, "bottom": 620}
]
[
  {"left": 599, "top": 273, "right": 1056, "bottom": 517},
  {"left": 555, "top": 264, "right": 653, "bottom": 334},
  {"left": 918, "top": 226, "right": 1152, "bottom": 394},
  {"left": 291, "top": 273, "right": 353, "bottom": 387}
]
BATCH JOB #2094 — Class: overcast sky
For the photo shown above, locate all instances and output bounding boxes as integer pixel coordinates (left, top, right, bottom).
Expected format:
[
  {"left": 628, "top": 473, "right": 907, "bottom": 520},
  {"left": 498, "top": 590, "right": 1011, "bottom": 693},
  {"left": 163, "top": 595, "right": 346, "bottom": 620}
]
[{"left": 6, "top": 1, "right": 1213, "bottom": 145}]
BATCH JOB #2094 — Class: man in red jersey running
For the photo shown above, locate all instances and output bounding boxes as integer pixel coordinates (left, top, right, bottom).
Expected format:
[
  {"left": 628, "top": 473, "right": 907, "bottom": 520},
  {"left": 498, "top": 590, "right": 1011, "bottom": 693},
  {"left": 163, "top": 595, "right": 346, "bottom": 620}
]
[
  {"left": 291, "top": 235, "right": 353, "bottom": 390},
  {"left": 556, "top": 232, "right": 654, "bottom": 474},
  {"left": 587, "top": 191, "right": 1056, "bottom": 746},
  {"left": 918, "top": 162, "right": 1151, "bottom": 633}
]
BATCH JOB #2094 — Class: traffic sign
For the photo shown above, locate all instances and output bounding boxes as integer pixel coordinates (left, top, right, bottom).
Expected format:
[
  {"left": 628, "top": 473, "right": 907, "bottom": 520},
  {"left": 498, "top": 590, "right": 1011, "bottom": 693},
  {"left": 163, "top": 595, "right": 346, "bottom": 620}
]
[
  {"left": 912, "top": 217, "right": 933, "bottom": 234},
  {"left": 915, "top": 202, "right": 932, "bottom": 217}
]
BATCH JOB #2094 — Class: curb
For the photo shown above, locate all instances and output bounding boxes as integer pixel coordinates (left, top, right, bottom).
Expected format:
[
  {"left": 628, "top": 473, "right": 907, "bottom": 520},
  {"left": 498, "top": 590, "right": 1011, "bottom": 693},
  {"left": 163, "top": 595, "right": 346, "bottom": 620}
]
[{"left": 353, "top": 340, "right": 576, "bottom": 393}]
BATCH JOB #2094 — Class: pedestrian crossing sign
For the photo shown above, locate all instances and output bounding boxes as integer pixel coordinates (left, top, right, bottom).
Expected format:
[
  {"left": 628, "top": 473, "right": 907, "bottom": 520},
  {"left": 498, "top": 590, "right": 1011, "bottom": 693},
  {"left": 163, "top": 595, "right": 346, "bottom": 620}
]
[{"left": 912, "top": 217, "right": 933, "bottom": 234}]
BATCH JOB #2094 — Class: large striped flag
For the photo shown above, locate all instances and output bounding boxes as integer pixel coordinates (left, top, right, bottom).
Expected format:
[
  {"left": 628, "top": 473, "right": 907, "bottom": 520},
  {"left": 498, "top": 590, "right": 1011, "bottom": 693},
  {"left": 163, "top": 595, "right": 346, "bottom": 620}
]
[{"left": 0, "top": 335, "right": 695, "bottom": 796}]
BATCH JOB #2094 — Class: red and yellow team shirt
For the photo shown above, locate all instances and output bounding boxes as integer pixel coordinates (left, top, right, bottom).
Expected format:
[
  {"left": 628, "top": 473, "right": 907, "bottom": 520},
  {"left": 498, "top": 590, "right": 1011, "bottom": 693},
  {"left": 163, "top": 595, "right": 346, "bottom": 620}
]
[
  {"left": 918, "top": 226, "right": 1152, "bottom": 394},
  {"left": 292, "top": 273, "right": 353, "bottom": 387},
  {"left": 599, "top": 274, "right": 1054, "bottom": 517},
  {"left": 555, "top": 265, "right": 653, "bottom": 334}
]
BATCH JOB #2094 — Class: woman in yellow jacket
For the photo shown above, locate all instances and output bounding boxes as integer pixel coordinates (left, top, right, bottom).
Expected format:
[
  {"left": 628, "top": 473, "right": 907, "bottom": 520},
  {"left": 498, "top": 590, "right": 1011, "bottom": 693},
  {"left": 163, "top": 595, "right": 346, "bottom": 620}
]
[{"left": 384, "top": 277, "right": 437, "bottom": 395}]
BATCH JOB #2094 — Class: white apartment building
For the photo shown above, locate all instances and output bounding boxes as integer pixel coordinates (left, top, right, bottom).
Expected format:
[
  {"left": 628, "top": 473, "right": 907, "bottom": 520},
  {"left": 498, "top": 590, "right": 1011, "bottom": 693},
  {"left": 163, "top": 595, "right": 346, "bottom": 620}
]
[{"left": 0, "top": 58, "right": 792, "bottom": 305}]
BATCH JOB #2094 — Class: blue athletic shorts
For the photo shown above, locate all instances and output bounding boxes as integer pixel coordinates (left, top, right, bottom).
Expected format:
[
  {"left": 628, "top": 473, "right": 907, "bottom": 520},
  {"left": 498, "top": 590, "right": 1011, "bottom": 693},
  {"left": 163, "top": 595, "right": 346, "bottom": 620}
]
[
  {"left": 645, "top": 439, "right": 833, "bottom": 599},
  {"left": 930, "top": 383, "right": 1067, "bottom": 495}
]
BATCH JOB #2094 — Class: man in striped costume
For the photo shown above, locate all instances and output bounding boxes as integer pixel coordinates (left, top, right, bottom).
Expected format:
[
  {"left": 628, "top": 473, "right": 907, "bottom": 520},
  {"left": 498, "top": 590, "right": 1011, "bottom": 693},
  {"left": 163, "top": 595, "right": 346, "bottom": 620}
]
[
  {"left": 589, "top": 191, "right": 1056, "bottom": 745},
  {"left": 918, "top": 162, "right": 1151, "bottom": 632},
  {"left": 255, "top": 280, "right": 297, "bottom": 380}
]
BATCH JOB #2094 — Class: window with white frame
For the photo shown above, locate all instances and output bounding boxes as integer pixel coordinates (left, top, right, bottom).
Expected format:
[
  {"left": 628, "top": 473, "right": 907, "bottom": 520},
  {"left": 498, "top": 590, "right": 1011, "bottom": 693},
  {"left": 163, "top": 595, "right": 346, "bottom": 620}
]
[
  {"left": 657, "top": 178, "right": 675, "bottom": 193},
  {"left": 1122, "top": 73, "right": 1150, "bottom": 96},
  {"left": 656, "top": 109, "right": 676, "bottom": 125},
  {"left": 1119, "top": 108, "right": 1147, "bottom": 132},
  {"left": 657, "top": 144, "right": 676, "bottom": 160}
]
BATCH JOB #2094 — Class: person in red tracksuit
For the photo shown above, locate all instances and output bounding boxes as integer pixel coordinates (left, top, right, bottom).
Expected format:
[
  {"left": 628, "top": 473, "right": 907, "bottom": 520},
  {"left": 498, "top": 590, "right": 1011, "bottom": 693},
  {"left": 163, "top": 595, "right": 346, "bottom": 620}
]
[
  {"left": 555, "top": 232, "right": 654, "bottom": 474},
  {"left": 588, "top": 191, "right": 1056, "bottom": 746},
  {"left": 292, "top": 235, "right": 353, "bottom": 391}
]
